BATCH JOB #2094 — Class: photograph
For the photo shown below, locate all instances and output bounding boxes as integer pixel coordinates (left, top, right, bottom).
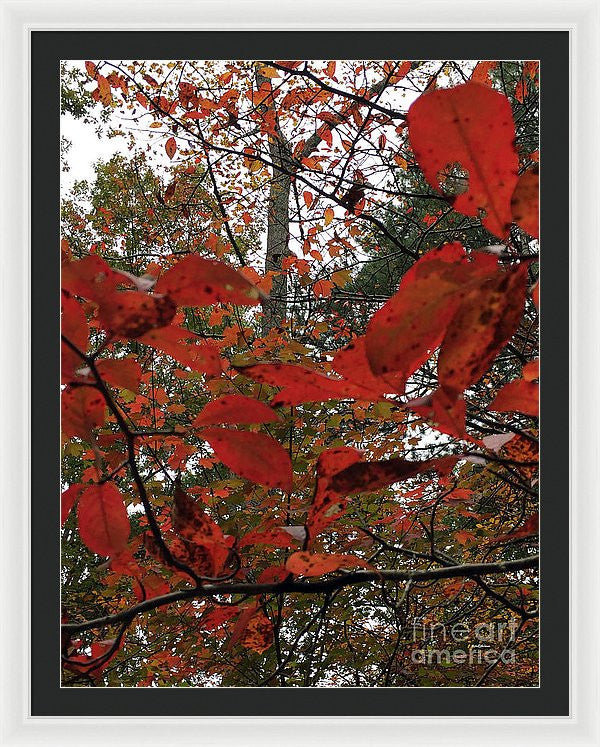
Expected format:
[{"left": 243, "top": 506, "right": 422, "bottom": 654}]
[{"left": 59, "top": 57, "right": 540, "bottom": 689}]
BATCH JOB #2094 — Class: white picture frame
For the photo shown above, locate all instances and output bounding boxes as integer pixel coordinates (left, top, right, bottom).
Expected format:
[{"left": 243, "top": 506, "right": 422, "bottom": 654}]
[{"left": 1, "top": 0, "right": 598, "bottom": 744}]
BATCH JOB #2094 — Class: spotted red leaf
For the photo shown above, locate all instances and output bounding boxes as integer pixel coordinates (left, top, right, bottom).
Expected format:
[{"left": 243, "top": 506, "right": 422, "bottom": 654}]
[
  {"left": 61, "top": 255, "right": 119, "bottom": 303},
  {"left": 62, "top": 386, "right": 105, "bottom": 440},
  {"left": 365, "top": 243, "right": 499, "bottom": 382},
  {"left": 97, "top": 290, "right": 177, "bottom": 338},
  {"left": 61, "top": 292, "right": 88, "bottom": 383},
  {"left": 407, "top": 82, "right": 519, "bottom": 238},
  {"left": 155, "top": 255, "right": 262, "bottom": 307},
  {"left": 193, "top": 394, "right": 279, "bottom": 427},
  {"left": 285, "top": 551, "right": 370, "bottom": 577},
  {"left": 77, "top": 483, "right": 130, "bottom": 557},
  {"left": 307, "top": 447, "right": 363, "bottom": 542},
  {"left": 328, "top": 456, "right": 458, "bottom": 496},
  {"left": 200, "top": 427, "right": 293, "bottom": 491}
]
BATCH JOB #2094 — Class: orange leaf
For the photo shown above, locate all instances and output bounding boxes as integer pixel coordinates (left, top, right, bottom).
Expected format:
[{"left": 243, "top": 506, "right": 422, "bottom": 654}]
[
  {"left": 165, "top": 137, "right": 177, "bottom": 159},
  {"left": 489, "top": 380, "right": 539, "bottom": 417},
  {"left": 138, "top": 325, "right": 222, "bottom": 377},
  {"left": 511, "top": 167, "right": 539, "bottom": 238},
  {"left": 286, "top": 551, "right": 370, "bottom": 577}
]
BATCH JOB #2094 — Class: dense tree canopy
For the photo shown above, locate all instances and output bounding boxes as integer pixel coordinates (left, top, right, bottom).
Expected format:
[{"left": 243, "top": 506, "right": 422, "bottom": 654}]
[{"left": 61, "top": 59, "right": 539, "bottom": 687}]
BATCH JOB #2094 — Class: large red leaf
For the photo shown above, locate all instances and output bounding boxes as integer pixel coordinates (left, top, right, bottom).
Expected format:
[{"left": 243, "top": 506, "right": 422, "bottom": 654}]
[
  {"left": 511, "top": 167, "right": 539, "bottom": 238},
  {"left": 233, "top": 362, "right": 368, "bottom": 407},
  {"left": 437, "top": 261, "right": 529, "bottom": 396},
  {"left": 331, "top": 336, "right": 401, "bottom": 397},
  {"left": 328, "top": 456, "right": 458, "bottom": 496},
  {"left": 61, "top": 386, "right": 105, "bottom": 440},
  {"left": 365, "top": 243, "right": 498, "bottom": 381},
  {"left": 61, "top": 255, "right": 119, "bottom": 303},
  {"left": 98, "top": 290, "right": 177, "bottom": 338},
  {"left": 193, "top": 394, "right": 279, "bottom": 427},
  {"left": 200, "top": 427, "right": 293, "bottom": 491},
  {"left": 77, "top": 483, "right": 130, "bottom": 557},
  {"left": 307, "top": 447, "right": 364, "bottom": 542},
  {"left": 155, "top": 255, "right": 262, "bottom": 307},
  {"left": 407, "top": 82, "right": 519, "bottom": 238},
  {"left": 139, "top": 325, "right": 222, "bottom": 376},
  {"left": 61, "top": 293, "right": 89, "bottom": 383},
  {"left": 285, "top": 551, "right": 370, "bottom": 577},
  {"left": 95, "top": 357, "right": 142, "bottom": 392},
  {"left": 489, "top": 379, "right": 539, "bottom": 417}
]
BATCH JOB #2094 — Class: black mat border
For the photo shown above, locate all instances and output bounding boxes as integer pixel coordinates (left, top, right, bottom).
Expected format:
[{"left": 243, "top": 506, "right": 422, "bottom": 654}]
[{"left": 32, "top": 30, "right": 568, "bottom": 717}]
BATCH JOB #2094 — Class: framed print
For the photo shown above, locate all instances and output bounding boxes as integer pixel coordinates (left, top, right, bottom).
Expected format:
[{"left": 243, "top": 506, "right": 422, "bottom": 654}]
[{"left": 1, "top": 1, "right": 599, "bottom": 745}]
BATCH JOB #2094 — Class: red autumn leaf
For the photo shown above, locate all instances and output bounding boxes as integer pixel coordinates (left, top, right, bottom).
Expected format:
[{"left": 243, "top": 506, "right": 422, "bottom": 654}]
[
  {"left": 154, "top": 255, "right": 262, "bottom": 307},
  {"left": 410, "top": 387, "right": 470, "bottom": 441},
  {"left": 488, "top": 379, "right": 539, "bottom": 417},
  {"left": 332, "top": 336, "right": 400, "bottom": 398},
  {"left": 193, "top": 394, "right": 279, "bottom": 427},
  {"left": 303, "top": 191, "right": 314, "bottom": 208},
  {"left": 511, "top": 167, "right": 539, "bottom": 238},
  {"left": 61, "top": 484, "right": 85, "bottom": 525},
  {"left": 328, "top": 456, "right": 458, "bottom": 496},
  {"left": 238, "top": 524, "right": 300, "bottom": 549},
  {"left": 199, "top": 604, "right": 241, "bottom": 632},
  {"left": 233, "top": 362, "right": 369, "bottom": 407},
  {"left": 77, "top": 482, "right": 130, "bottom": 557},
  {"left": 95, "top": 357, "right": 142, "bottom": 392},
  {"left": 64, "top": 638, "right": 121, "bottom": 678},
  {"left": 313, "top": 279, "right": 334, "bottom": 298},
  {"left": 143, "top": 531, "right": 224, "bottom": 578},
  {"left": 285, "top": 551, "right": 370, "bottom": 577},
  {"left": 407, "top": 82, "right": 519, "bottom": 238},
  {"left": 61, "top": 386, "right": 105, "bottom": 440},
  {"left": 307, "top": 447, "right": 364, "bottom": 542},
  {"left": 61, "top": 293, "right": 88, "bottom": 383},
  {"left": 61, "top": 255, "right": 119, "bottom": 303},
  {"left": 138, "top": 325, "right": 222, "bottom": 377},
  {"left": 437, "top": 261, "right": 529, "bottom": 396},
  {"left": 200, "top": 427, "right": 293, "bottom": 491},
  {"left": 165, "top": 137, "right": 177, "bottom": 159},
  {"left": 365, "top": 243, "right": 499, "bottom": 382},
  {"left": 97, "top": 290, "right": 177, "bottom": 338},
  {"left": 133, "top": 573, "right": 171, "bottom": 602},
  {"left": 171, "top": 483, "right": 226, "bottom": 548}
]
